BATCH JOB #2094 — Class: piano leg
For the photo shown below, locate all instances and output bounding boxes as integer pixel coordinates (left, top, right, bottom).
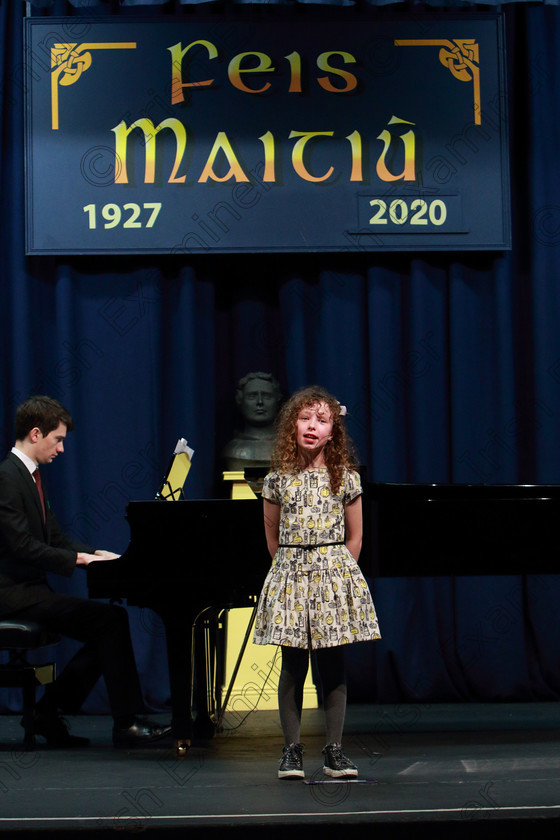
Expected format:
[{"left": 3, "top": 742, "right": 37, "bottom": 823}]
[
  {"left": 157, "top": 606, "right": 217, "bottom": 754},
  {"left": 192, "top": 607, "right": 223, "bottom": 738},
  {"left": 157, "top": 608, "right": 195, "bottom": 754}
]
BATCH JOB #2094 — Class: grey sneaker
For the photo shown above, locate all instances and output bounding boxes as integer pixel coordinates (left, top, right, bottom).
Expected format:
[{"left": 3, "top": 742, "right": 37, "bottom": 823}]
[
  {"left": 278, "top": 742, "right": 305, "bottom": 779},
  {"left": 322, "top": 743, "right": 358, "bottom": 777}
]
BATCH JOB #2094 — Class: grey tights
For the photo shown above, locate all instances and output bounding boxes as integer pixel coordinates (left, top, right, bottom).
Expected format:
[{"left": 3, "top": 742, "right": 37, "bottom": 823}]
[{"left": 278, "top": 645, "right": 347, "bottom": 745}]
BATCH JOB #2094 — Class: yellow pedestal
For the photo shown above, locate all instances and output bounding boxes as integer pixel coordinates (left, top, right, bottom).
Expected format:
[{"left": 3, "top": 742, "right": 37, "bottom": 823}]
[
  {"left": 222, "top": 471, "right": 257, "bottom": 499},
  {"left": 221, "top": 607, "right": 317, "bottom": 713}
]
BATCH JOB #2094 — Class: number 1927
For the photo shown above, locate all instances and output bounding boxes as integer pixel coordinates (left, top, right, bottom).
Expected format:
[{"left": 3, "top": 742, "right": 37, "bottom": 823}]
[{"left": 83, "top": 202, "right": 162, "bottom": 229}]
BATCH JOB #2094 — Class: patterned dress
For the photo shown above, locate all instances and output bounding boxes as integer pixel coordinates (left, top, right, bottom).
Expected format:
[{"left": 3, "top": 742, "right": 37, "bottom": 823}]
[{"left": 253, "top": 467, "right": 381, "bottom": 650}]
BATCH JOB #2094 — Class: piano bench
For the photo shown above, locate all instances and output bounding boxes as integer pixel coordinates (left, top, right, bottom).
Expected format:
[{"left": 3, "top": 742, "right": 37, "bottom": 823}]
[{"left": 0, "top": 619, "right": 61, "bottom": 749}]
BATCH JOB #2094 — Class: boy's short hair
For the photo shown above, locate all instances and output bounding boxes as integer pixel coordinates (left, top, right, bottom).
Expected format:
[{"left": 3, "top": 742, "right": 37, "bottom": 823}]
[{"left": 15, "top": 395, "right": 74, "bottom": 441}]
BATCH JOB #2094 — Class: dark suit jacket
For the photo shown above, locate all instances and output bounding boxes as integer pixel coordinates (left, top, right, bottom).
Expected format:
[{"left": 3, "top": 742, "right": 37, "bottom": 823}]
[{"left": 0, "top": 452, "right": 94, "bottom": 617}]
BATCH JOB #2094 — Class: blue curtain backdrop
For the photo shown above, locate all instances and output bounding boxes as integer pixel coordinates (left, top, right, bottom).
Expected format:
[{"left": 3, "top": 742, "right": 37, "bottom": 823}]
[{"left": 2, "top": 0, "right": 560, "bottom": 714}]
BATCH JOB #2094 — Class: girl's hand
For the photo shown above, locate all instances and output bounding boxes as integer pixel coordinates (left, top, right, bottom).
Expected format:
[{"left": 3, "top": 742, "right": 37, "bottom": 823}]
[
  {"left": 344, "top": 495, "right": 363, "bottom": 561},
  {"left": 263, "top": 498, "right": 281, "bottom": 559}
]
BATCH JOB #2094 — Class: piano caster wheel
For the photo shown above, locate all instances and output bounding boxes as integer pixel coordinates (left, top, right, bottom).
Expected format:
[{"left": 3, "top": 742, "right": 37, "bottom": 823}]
[{"left": 176, "top": 739, "right": 191, "bottom": 757}]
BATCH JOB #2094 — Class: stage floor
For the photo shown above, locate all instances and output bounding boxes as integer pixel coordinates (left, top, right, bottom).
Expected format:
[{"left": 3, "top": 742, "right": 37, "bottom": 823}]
[{"left": 1, "top": 703, "right": 560, "bottom": 839}]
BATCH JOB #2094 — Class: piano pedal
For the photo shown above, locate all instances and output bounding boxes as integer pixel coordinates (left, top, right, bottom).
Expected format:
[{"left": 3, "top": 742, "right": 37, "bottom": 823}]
[{"left": 176, "top": 738, "right": 191, "bottom": 757}]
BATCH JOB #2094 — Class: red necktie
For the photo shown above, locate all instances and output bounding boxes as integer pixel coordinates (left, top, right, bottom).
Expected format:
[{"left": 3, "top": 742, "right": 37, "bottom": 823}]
[{"left": 34, "top": 468, "right": 46, "bottom": 521}]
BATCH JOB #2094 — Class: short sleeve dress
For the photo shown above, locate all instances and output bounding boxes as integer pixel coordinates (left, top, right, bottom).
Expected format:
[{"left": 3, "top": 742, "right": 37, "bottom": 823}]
[{"left": 253, "top": 467, "right": 381, "bottom": 650}]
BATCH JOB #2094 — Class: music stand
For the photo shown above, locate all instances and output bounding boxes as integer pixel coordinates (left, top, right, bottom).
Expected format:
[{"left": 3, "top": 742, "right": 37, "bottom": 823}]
[{"left": 156, "top": 438, "right": 194, "bottom": 501}]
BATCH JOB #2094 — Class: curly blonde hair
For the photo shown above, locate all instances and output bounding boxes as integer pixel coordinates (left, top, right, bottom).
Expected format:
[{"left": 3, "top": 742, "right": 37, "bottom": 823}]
[{"left": 270, "top": 385, "right": 357, "bottom": 493}]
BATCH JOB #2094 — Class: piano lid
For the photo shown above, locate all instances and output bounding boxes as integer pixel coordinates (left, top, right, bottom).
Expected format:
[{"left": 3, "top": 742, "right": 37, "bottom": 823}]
[{"left": 363, "top": 482, "right": 560, "bottom": 577}]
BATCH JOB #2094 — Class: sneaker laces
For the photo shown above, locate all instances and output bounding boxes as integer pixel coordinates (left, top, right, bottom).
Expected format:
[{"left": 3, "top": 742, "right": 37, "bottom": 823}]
[
  {"left": 283, "top": 742, "right": 304, "bottom": 758},
  {"left": 324, "top": 743, "right": 354, "bottom": 766}
]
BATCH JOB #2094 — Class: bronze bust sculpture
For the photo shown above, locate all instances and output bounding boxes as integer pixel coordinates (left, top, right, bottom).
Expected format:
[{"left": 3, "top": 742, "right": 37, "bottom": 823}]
[{"left": 222, "top": 372, "right": 282, "bottom": 471}]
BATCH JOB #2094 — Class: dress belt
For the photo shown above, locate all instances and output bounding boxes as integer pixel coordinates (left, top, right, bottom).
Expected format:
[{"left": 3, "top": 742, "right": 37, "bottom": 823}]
[{"left": 278, "top": 541, "right": 345, "bottom": 548}]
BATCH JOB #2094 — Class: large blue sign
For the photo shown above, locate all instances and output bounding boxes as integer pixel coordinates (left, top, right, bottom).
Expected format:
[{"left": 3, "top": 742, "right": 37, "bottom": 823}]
[{"left": 24, "top": 14, "right": 510, "bottom": 254}]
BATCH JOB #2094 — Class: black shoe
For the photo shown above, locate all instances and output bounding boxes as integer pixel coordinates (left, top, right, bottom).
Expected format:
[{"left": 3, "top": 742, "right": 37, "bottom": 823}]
[
  {"left": 322, "top": 743, "right": 358, "bottom": 778},
  {"left": 278, "top": 742, "right": 305, "bottom": 779},
  {"left": 24, "top": 714, "right": 90, "bottom": 748},
  {"left": 112, "top": 716, "right": 172, "bottom": 748}
]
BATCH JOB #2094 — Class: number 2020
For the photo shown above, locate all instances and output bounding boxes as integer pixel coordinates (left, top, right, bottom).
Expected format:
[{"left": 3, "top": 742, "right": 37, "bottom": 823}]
[
  {"left": 83, "top": 202, "right": 162, "bottom": 230},
  {"left": 369, "top": 198, "right": 447, "bottom": 226}
]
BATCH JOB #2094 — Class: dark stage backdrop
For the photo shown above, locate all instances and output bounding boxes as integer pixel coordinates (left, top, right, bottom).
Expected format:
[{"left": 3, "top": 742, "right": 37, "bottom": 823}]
[{"left": 1, "top": 0, "right": 560, "bottom": 715}]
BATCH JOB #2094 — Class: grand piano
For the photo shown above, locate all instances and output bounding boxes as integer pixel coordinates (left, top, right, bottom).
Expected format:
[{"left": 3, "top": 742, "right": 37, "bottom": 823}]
[
  {"left": 87, "top": 482, "right": 560, "bottom": 747},
  {"left": 87, "top": 498, "right": 267, "bottom": 748},
  {"left": 363, "top": 483, "right": 560, "bottom": 577}
]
